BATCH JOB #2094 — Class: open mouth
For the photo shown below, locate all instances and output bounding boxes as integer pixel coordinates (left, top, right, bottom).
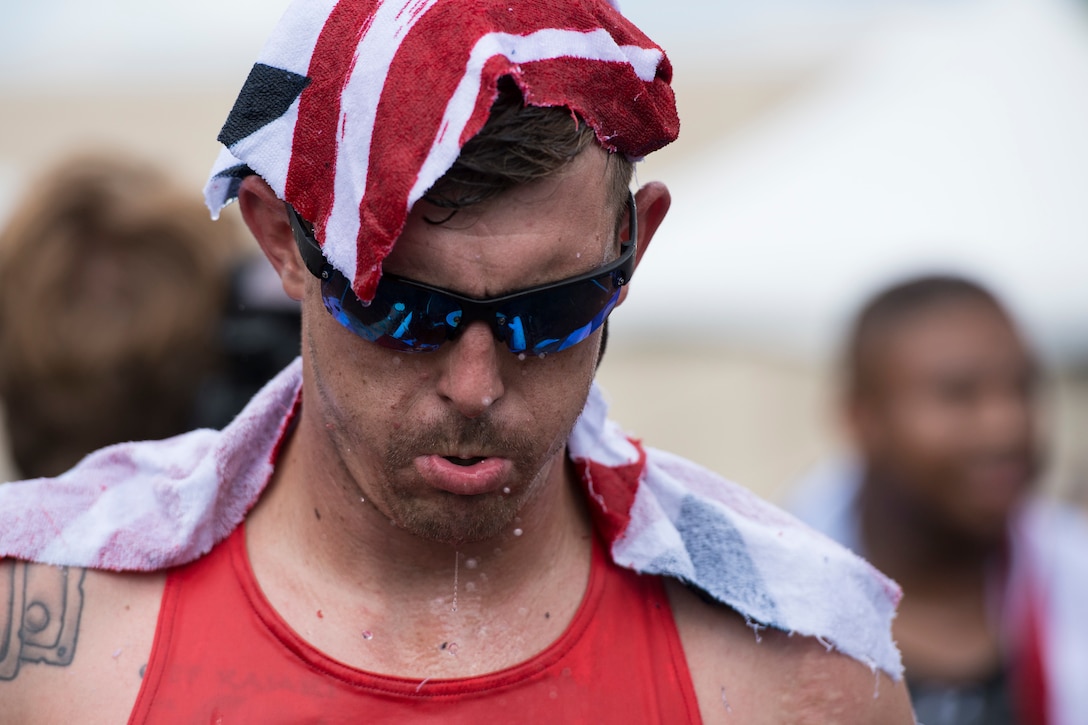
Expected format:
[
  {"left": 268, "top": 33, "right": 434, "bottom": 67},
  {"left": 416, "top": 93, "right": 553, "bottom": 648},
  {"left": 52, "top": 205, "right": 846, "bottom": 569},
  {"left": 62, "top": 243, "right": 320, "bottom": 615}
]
[
  {"left": 444, "top": 456, "right": 487, "bottom": 467},
  {"left": 418, "top": 454, "right": 510, "bottom": 495}
]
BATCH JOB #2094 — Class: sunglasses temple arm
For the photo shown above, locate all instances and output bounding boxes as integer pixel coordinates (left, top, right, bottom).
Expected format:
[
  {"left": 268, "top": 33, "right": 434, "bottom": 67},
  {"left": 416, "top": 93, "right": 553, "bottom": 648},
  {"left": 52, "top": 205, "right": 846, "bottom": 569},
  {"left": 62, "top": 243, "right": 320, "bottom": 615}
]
[{"left": 286, "top": 204, "right": 330, "bottom": 279}]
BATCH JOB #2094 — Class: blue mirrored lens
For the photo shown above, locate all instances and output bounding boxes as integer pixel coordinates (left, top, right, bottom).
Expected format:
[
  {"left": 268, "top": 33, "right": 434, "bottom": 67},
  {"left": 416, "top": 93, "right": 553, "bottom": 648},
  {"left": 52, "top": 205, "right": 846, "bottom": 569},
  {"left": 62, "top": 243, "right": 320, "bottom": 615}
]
[{"left": 322, "top": 273, "right": 456, "bottom": 352}]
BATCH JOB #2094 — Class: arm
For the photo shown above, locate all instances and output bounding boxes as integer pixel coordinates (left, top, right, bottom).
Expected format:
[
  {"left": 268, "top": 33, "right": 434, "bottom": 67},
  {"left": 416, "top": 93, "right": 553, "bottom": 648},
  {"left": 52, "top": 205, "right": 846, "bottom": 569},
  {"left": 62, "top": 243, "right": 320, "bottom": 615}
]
[
  {"left": 666, "top": 579, "right": 915, "bottom": 725},
  {"left": 0, "top": 559, "right": 165, "bottom": 723},
  {"left": 1, "top": 560, "right": 86, "bottom": 682}
]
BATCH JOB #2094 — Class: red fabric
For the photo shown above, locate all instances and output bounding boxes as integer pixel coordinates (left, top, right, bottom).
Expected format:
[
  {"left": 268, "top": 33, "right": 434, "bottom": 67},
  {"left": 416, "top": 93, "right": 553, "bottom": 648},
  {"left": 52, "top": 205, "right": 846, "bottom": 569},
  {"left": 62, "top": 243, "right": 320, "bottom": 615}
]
[
  {"left": 576, "top": 438, "right": 646, "bottom": 546},
  {"left": 130, "top": 524, "right": 700, "bottom": 723},
  {"left": 283, "top": 0, "right": 370, "bottom": 230},
  {"left": 1014, "top": 585, "right": 1050, "bottom": 725}
]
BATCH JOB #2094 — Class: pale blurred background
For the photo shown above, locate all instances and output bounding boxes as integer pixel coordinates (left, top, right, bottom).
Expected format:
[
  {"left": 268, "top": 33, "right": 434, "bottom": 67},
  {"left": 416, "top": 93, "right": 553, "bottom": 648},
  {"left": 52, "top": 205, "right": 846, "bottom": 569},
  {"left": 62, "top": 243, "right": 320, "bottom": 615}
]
[{"left": 1, "top": 0, "right": 1086, "bottom": 506}]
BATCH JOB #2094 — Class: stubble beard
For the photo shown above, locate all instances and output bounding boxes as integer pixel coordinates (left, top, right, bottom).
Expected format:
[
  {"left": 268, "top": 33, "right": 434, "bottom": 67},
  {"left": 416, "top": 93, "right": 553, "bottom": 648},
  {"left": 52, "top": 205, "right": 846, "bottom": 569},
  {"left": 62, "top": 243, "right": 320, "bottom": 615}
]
[{"left": 377, "top": 415, "right": 573, "bottom": 545}]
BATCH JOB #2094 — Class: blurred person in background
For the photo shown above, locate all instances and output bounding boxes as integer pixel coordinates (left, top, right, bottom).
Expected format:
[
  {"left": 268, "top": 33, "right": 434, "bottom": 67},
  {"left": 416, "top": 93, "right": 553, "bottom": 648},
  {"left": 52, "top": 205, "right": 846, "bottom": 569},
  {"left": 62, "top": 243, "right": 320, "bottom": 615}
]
[
  {"left": 788, "top": 275, "right": 1088, "bottom": 725},
  {"left": 0, "top": 152, "right": 256, "bottom": 479}
]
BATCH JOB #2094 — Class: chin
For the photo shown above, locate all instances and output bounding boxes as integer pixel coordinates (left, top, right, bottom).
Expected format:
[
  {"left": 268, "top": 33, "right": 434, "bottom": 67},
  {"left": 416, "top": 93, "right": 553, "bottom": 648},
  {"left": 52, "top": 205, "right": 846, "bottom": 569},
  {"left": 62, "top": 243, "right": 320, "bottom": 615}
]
[
  {"left": 955, "top": 510, "right": 1014, "bottom": 549},
  {"left": 393, "top": 495, "right": 520, "bottom": 545}
]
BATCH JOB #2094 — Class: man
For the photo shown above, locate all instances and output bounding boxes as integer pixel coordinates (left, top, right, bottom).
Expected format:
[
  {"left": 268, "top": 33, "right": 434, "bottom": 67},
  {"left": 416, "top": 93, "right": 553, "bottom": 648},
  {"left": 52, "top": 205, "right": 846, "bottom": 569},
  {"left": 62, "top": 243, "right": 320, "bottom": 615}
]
[
  {"left": 0, "top": 1, "right": 912, "bottom": 721},
  {"left": 788, "top": 275, "right": 1088, "bottom": 725}
]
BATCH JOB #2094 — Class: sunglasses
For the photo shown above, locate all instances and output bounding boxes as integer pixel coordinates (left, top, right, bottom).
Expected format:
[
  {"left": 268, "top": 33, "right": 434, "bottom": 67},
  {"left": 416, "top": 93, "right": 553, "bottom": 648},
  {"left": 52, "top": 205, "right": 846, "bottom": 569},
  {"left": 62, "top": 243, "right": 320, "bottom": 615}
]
[{"left": 288, "top": 193, "right": 637, "bottom": 355}]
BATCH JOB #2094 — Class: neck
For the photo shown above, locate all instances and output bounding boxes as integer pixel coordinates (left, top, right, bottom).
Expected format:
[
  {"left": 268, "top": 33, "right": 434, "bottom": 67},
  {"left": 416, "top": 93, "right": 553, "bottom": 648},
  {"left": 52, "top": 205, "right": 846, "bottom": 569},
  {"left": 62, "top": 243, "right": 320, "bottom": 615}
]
[
  {"left": 245, "top": 408, "right": 594, "bottom": 677},
  {"left": 858, "top": 473, "right": 1012, "bottom": 683}
]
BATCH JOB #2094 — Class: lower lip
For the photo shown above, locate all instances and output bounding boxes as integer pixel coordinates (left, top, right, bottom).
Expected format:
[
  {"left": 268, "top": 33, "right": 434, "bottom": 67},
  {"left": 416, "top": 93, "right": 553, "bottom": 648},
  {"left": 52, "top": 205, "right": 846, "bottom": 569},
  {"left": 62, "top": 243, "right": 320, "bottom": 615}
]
[{"left": 415, "top": 455, "right": 512, "bottom": 496}]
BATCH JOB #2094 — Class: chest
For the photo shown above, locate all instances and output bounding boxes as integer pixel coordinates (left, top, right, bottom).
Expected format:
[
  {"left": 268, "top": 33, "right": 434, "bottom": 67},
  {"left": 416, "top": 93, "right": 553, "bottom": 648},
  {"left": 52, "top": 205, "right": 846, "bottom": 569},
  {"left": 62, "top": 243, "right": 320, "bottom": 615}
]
[{"left": 128, "top": 533, "right": 700, "bottom": 723}]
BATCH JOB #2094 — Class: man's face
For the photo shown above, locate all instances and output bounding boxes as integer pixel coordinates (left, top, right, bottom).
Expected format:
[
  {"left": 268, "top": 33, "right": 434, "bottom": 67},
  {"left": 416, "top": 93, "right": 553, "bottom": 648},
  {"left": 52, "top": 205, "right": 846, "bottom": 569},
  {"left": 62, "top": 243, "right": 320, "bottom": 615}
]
[
  {"left": 299, "top": 148, "right": 622, "bottom": 545},
  {"left": 855, "top": 300, "right": 1041, "bottom": 543}
]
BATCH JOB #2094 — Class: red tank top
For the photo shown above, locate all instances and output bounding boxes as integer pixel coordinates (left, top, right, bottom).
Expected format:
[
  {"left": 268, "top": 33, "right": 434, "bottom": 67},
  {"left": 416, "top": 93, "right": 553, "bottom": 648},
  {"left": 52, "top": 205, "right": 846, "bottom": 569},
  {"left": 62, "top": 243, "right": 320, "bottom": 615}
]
[{"left": 130, "top": 525, "right": 700, "bottom": 723}]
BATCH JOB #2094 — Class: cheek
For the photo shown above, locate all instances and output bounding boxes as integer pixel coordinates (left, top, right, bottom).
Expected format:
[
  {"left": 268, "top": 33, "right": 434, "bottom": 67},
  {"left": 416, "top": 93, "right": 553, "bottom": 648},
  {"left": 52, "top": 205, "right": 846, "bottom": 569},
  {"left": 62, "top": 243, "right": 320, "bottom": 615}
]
[
  {"left": 520, "top": 342, "right": 599, "bottom": 420},
  {"left": 304, "top": 299, "right": 428, "bottom": 432},
  {"left": 879, "top": 399, "right": 971, "bottom": 497}
]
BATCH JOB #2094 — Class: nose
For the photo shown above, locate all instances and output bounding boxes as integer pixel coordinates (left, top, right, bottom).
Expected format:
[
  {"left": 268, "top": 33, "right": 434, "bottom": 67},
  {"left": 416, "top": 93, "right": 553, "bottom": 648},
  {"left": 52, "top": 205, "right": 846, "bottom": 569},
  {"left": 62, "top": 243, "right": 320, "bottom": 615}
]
[{"left": 435, "top": 321, "right": 506, "bottom": 418}]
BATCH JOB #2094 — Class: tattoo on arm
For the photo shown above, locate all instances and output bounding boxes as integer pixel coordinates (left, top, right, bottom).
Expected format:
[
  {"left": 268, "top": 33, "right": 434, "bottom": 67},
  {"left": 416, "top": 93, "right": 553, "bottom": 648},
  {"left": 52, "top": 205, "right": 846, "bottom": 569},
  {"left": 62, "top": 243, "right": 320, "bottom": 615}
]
[{"left": 1, "top": 561, "right": 86, "bottom": 681}]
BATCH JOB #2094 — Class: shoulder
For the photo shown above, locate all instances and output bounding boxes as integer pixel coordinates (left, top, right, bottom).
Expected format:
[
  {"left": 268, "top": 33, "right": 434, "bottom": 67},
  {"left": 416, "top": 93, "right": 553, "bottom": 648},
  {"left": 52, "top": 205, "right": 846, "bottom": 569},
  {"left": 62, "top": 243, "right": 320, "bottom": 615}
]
[
  {"left": 665, "top": 579, "right": 915, "bottom": 725},
  {"left": 0, "top": 558, "right": 165, "bottom": 723},
  {"left": 1021, "top": 497, "right": 1088, "bottom": 547}
]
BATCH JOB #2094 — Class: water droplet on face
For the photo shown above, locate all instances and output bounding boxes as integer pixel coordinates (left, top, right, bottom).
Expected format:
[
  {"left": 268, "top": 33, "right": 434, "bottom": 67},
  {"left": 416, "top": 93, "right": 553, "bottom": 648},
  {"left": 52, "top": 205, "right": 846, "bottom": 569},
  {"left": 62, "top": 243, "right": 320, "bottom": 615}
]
[
  {"left": 465, "top": 558, "right": 478, "bottom": 569},
  {"left": 512, "top": 528, "right": 523, "bottom": 537},
  {"left": 362, "top": 631, "right": 373, "bottom": 640},
  {"left": 502, "top": 487, "right": 511, "bottom": 495},
  {"left": 481, "top": 396, "right": 492, "bottom": 407},
  {"left": 465, "top": 582, "right": 476, "bottom": 592},
  {"left": 447, "top": 642, "right": 459, "bottom": 655},
  {"left": 576, "top": 252, "right": 582, "bottom": 259},
  {"left": 325, "top": 422, "right": 335, "bottom": 430},
  {"left": 392, "top": 357, "right": 402, "bottom": 366},
  {"left": 536, "top": 353, "right": 546, "bottom": 360},
  {"left": 359, "top": 497, "right": 366, "bottom": 504},
  {"left": 452, "top": 552, "right": 460, "bottom": 613},
  {"left": 517, "top": 353, "right": 527, "bottom": 361}
]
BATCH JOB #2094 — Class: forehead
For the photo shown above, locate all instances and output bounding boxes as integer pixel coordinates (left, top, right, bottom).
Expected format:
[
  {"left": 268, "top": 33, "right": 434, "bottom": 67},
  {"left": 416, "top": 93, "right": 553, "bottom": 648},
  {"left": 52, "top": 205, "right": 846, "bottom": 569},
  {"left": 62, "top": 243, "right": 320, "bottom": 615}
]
[
  {"left": 380, "top": 147, "right": 618, "bottom": 296},
  {"left": 876, "top": 300, "right": 1031, "bottom": 384}
]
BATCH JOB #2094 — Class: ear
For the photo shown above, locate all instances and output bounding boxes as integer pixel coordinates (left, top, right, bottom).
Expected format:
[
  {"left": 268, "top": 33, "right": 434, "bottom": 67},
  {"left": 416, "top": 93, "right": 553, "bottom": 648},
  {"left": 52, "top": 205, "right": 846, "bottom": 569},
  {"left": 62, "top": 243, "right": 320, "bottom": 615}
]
[
  {"left": 237, "top": 175, "right": 309, "bottom": 302},
  {"left": 630, "top": 181, "right": 670, "bottom": 268},
  {"left": 616, "top": 181, "right": 670, "bottom": 306}
]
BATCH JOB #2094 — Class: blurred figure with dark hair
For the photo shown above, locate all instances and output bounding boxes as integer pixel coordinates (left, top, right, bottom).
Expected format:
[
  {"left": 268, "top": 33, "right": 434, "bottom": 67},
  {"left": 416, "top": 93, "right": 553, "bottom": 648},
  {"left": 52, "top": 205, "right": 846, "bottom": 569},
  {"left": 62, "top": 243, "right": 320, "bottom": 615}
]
[
  {"left": 0, "top": 152, "right": 247, "bottom": 479},
  {"left": 788, "top": 274, "right": 1088, "bottom": 725}
]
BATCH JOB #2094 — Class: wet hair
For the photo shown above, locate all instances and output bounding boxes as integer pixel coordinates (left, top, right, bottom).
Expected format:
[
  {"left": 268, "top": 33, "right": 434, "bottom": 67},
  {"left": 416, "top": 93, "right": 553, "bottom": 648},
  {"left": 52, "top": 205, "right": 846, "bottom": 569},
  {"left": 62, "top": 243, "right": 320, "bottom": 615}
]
[
  {"left": 845, "top": 275, "right": 1009, "bottom": 398},
  {"left": 424, "top": 77, "right": 634, "bottom": 225},
  {"left": 0, "top": 153, "right": 245, "bottom": 478}
]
